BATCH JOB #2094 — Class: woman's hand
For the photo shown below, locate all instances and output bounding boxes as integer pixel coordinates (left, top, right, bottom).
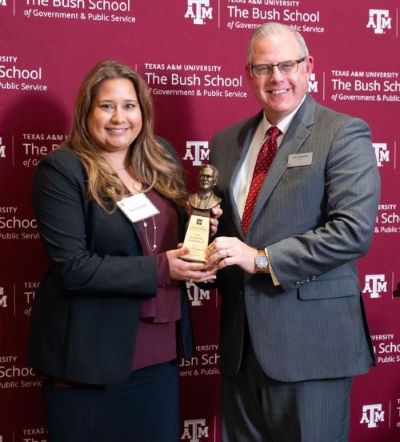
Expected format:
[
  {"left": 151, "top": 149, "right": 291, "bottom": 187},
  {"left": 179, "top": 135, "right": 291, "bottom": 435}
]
[{"left": 167, "top": 246, "right": 217, "bottom": 283}]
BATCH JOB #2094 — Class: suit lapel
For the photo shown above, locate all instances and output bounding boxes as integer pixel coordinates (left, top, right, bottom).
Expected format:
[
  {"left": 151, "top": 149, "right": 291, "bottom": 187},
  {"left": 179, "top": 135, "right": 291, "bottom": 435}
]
[{"left": 248, "top": 97, "right": 315, "bottom": 237}]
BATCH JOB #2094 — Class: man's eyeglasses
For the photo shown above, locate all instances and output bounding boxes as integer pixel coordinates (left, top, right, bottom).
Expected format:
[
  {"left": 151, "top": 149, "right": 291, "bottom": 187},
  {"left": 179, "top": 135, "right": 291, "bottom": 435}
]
[{"left": 247, "top": 57, "right": 307, "bottom": 78}]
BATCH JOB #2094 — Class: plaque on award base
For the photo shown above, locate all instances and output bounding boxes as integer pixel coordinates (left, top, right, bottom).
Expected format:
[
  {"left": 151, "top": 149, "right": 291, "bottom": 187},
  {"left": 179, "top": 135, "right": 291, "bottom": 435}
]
[{"left": 181, "top": 211, "right": 210, "bottom": 263}]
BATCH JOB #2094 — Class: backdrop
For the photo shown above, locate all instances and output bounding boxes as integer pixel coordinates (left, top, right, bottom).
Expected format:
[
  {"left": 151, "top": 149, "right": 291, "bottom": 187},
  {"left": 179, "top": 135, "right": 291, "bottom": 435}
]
[{"left": 1, "top": 1, "right": 399, "bottom": 441}]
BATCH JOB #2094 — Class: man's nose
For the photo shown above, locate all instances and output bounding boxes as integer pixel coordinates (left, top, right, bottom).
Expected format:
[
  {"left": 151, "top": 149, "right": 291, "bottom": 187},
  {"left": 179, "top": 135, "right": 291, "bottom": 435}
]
[{"left": 269, "top": 65, "right": 284, "bottom": 80}]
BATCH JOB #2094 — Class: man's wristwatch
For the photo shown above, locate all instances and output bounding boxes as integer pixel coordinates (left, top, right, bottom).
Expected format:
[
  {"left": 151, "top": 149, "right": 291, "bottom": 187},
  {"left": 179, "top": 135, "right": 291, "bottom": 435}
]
[{"left": 254, "top": 249, "right": 269, "bottom": 273}]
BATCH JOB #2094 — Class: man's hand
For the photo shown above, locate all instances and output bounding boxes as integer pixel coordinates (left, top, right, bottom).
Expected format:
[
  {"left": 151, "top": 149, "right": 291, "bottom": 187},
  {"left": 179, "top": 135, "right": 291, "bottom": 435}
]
[
  {"left": 210, "top": 205, "right": 223, "bottom": 237},
  {"left": 206, "top": 236, "right": 257, "bottom": 274}
]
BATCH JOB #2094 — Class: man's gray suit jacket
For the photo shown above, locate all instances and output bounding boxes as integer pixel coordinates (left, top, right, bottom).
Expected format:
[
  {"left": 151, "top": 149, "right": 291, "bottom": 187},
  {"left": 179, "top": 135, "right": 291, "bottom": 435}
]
[{"left": 210, "top": 95, "right": 380, "bottom": 382}]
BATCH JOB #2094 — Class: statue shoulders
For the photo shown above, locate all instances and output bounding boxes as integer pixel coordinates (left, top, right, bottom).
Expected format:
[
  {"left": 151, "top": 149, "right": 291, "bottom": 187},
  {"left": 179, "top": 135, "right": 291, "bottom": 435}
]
[{"left": 188, "top": 191, "right": 221, "bottom": 210}]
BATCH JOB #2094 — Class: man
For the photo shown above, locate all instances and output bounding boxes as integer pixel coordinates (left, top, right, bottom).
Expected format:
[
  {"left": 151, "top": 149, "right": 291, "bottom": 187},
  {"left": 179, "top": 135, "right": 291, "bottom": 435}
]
[
  {"left": 206, "top": 22, "right": 380, "bottom": 441},
  {"left": 188, "top": 164, "right": 222, "bottom": 211}
]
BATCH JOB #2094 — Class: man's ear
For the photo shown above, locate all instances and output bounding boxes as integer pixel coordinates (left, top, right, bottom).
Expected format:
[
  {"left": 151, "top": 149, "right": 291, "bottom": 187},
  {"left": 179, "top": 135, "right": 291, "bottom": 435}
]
[{"left": 305, "top": 55, "right": 314, "bottom": 76}]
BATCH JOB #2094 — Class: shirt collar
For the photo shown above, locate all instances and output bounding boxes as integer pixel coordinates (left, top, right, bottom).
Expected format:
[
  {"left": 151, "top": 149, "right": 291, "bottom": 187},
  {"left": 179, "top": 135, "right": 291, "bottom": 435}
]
[{"left": 262, "top": 94, "right": 306, "bottom": 136}]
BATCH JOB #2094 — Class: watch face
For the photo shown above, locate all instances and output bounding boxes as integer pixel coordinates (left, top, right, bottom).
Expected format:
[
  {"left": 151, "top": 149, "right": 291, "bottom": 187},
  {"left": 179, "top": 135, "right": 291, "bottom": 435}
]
[{"left": 256, "top": 254, "right": 268, "bottom": 271}]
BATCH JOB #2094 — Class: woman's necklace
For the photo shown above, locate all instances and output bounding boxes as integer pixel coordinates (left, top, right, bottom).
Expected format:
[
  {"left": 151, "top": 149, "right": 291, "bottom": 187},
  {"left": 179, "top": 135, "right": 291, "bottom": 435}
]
[
  {"left": 104, "top": 160, "right": 141, "bottom": 194},
  {"left": 101, "top": 155, "right": 157, "bottom": 250},
  {"left": 143, "top": 217, "right": 157, "bottom": 251}
]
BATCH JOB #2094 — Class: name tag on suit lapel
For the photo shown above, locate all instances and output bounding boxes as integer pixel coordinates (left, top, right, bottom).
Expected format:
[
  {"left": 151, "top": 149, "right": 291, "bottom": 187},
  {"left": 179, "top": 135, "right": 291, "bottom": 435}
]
[{"left": 287, "top": 152, "right": 313, "bottom": 168}]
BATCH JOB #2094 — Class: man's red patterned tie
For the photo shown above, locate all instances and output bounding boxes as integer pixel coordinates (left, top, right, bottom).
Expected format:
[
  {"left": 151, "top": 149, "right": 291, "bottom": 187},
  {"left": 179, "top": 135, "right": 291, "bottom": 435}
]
[{"left": 241, "top": 126, "right": 281, "bottom": 234}]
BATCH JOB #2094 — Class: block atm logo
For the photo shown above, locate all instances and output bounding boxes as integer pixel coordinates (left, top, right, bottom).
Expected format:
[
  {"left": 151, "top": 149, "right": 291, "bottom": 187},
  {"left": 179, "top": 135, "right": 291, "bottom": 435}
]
[
  {"left": 360, "top": 403, "right": 385, "bottom": 428},
  {"left": 367, "top": 10, "right": 392, "bottom": 34},
  {"left": 181, "top": 418, "right": 209, "bottom": 441},
  {"left": 308, "top": 73, "right": 318, "bottom": 93},
  {"left": 373, "top": 143, "right": 390, "bottom": 167},
  {"left": 362, "top": 274, "right": 388, "bottom": 299},
  {"left": 0, "top": 287, "right": 7, "bottom": 308},
  {"left": 0, "top": 137, "right": 6, "bottom": 158},
  {"left": 183, "top": 141, "right": 209, "bottom": 166},
  {"left": 186, "top": 282, "right": 210, "bottom": 306},
  {"left": 185, "top": 0, "right": 213, "bottom": 25}
]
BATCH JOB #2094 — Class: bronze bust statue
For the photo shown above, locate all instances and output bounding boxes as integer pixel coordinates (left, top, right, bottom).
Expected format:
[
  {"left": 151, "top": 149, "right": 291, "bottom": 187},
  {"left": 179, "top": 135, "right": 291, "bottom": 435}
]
[{"left": 188, "top": 165, "right": 221, "bottom": 212}]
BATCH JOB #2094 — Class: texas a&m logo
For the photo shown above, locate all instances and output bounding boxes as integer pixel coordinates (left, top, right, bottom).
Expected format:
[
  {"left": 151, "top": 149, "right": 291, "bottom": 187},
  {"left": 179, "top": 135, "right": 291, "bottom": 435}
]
[
  {"left": 181, "top": 418, "right": 209, "bottom": 441},
  {"left": 185, "top": 0, "right": 213, "bottom": 25},
  {"left": 366, "top": 9, "right": 392, "bottom": 34},
  {"left": 0, "top": 137, "right": 6, "bottom": 159},
  {"left": 186, "top": 282, "right": 210, "bottom": 307},
  {"left": 360, "top": 403, "right": 385, "bottom": 428},
  {"left": 183, "top": 141, "right": 209, "bottom": 166},
  {"left": 373, "top": 143, "right": 390, "bottom": 167},
  {"left": 308, "top": 73, "right": 318, "bottom": 93},
  {"left": 0, "top": 287, "right": 7, "bottom": 308},
  {"left": 362, "top": 274, "right": 388, "bottom": 299}
]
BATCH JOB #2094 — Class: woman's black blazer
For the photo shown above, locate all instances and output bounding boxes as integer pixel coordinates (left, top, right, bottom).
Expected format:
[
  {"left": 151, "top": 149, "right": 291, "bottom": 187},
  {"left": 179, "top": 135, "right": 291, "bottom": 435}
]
[{"left": 28, "top": 142, "right": 194, "bottom": 384}]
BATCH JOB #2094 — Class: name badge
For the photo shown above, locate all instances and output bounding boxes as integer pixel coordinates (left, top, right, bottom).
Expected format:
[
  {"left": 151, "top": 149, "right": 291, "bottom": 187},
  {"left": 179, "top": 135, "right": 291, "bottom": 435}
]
[
  {"left": 287, "top": 152, "right": 313, "bottom": 168},
  {"left": 117, "top": 193, "right": 159, "bottom": 223}
]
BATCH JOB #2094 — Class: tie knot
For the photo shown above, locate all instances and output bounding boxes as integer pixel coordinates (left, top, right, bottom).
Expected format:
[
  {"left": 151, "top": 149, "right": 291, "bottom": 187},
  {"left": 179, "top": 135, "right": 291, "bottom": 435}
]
[{"left": 266, "top": 126, "right": 281, "bottom": 140}]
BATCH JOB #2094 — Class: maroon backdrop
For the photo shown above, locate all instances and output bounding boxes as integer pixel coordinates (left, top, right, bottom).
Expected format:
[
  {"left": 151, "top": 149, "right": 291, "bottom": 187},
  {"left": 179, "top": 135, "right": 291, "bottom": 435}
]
[{"left": 1, "top": 1, "right": 399, "bottom": 440}]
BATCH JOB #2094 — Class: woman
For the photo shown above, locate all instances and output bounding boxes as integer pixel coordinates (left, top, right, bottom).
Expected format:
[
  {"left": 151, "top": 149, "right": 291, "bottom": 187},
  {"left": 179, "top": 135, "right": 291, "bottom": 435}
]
[{"left": 29, "top": 60, "right": 216, "bottom": 441}]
